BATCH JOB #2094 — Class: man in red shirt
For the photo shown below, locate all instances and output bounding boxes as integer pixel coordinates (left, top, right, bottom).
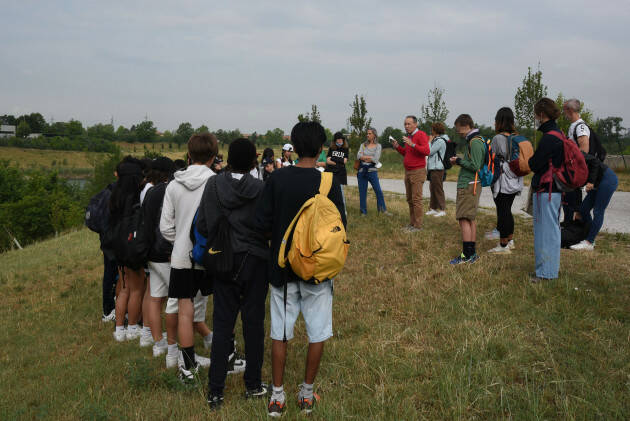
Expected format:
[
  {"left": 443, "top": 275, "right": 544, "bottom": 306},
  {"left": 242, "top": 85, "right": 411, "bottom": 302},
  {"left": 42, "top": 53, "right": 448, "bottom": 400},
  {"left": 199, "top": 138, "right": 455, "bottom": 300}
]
[{"left": 392, "top": 115, "right": 430, "bottom": 231}]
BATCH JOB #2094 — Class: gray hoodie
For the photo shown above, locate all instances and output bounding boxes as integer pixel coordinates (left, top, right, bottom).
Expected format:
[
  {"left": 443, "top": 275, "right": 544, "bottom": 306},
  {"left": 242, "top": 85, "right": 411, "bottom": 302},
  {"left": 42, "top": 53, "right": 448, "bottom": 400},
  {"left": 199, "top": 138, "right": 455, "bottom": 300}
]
[
  {"left": 197, "top": 172, "right": 268, "bottom": 260},
  {"left": 160, "top": 164, "right": 215, "bottom": 269}
]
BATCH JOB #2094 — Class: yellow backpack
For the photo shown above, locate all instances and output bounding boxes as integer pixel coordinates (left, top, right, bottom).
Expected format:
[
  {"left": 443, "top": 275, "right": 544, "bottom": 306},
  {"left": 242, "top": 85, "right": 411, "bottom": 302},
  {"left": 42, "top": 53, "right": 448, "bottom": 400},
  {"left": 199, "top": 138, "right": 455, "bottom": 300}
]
[{"left": 278, "top": 172, "right": 349, "bottom": 284}]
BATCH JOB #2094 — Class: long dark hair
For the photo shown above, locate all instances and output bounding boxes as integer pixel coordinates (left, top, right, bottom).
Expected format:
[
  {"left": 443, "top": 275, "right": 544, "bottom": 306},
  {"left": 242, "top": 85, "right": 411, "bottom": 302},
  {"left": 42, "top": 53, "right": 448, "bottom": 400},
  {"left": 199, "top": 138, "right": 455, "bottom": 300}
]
[
  {"left": 495, "top": 107, "right": 517, "bottom": 133},
  {"left": 109, "top": 156, "right": 143, "bottom": 218}
]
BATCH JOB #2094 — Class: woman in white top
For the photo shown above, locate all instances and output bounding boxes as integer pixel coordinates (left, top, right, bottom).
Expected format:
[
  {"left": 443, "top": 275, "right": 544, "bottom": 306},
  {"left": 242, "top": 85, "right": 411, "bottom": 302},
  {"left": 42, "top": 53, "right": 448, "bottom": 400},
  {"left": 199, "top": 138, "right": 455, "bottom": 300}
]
[
  {"left": 276, "top": 143, "right": 295, "bottom": 168},
  {"left": 488, "top": 107, "right": 524, "bottom": 254}
]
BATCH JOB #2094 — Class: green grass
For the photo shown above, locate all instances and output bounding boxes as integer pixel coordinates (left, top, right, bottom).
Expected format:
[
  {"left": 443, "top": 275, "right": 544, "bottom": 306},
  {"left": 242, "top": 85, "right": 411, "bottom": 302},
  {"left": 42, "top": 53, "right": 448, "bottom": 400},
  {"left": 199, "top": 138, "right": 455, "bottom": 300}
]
[{"left": 1, "top": 182, "right": 630, "bottom": 420}]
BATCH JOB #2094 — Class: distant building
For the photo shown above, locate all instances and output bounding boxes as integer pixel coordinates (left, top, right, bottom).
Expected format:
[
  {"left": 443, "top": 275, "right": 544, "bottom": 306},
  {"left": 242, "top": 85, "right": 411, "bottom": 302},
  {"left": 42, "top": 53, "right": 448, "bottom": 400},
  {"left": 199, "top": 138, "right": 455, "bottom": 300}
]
[
  {"left": 0, "top": 125, "right": 16, "bottom": 138},
  {"left": 27, "top": 133, "right": 43, "bottom": 139}
]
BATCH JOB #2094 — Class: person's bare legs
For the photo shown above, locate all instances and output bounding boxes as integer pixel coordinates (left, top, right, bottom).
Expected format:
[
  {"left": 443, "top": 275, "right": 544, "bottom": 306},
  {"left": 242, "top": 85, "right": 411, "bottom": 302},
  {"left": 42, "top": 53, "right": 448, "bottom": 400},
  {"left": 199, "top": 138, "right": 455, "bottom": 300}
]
[
  {"left": 142, "top": 276, "right": 150, "bottom": 328},
  {"left": 178, "top": 298, "right": 195, "bottom": 347},
  {"left": 149, "top": 297, "right": 166, "bottom": 342},
  {"left": 166, "top": 313, "right": 178, "bottom": 345},
  {"left": 194, "top": 322, "right": 211, "bottom": 338},
  {"left": 304, "top": 342, "right": 325, "bottom": 384},
  {"left": 126, "top": 268, "right": 144, "bottom": 325},
  {"left": 115, "top": 268, "right": 129, "bottom": 327},
  {"left": 271, "top": 339, "right": 288, "bottom": 387}
]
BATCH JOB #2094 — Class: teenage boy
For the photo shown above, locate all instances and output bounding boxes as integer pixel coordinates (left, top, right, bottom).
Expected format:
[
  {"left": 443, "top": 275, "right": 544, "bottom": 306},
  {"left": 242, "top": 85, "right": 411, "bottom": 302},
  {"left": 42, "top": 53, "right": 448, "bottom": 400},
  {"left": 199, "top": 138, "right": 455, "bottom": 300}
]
[
  {"left": 256, "top": 122, "right": 347, "bottom": 417},
  {"left": 449, "top": 114, "right": 485, "bottom": 264},
  {"left": 160, "top": 133, "right": 217, "bottom": 383},
  {"left": 197, "top": 138, "right": 270, "bottom": 409},
  {"left": 391, "top": 115, "right": 430, "bottom": 232}
]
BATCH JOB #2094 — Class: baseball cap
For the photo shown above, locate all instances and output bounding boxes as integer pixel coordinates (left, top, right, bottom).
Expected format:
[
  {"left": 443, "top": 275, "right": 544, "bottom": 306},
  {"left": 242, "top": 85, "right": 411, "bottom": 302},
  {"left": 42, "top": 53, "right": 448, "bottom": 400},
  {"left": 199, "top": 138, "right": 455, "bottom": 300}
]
[{"left": 282, "top": 143, "right": 293, "bottom": 152}]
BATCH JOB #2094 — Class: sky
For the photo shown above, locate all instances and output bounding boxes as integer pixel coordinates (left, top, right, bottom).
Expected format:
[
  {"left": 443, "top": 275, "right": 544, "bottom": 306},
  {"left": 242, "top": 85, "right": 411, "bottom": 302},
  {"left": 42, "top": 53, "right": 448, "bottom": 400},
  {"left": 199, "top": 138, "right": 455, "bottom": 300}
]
[{"left": 2, "top": 0, "right": 629, "bottom": 134}]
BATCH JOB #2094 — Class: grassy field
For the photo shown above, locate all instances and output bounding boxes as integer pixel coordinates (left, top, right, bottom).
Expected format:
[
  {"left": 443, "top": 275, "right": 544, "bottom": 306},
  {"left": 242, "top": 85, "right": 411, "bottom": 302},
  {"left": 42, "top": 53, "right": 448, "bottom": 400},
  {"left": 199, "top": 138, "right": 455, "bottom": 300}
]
[{"left": 1, "top": 188, "right": 629, "bottom": 420}]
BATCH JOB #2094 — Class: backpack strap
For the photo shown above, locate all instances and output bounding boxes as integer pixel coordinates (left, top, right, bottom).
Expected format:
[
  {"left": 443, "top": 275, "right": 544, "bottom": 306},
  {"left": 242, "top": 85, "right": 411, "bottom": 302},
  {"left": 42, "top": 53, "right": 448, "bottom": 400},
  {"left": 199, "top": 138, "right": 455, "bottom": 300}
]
[{"left": 318, "top": 171, "right": 333, "bottom": 196}]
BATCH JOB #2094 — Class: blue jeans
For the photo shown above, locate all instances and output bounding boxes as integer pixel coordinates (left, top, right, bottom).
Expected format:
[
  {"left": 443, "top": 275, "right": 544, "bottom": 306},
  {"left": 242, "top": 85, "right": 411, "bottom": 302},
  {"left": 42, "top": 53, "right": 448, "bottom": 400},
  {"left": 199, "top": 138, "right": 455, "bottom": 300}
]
[
  {"left": 580, "top": 168, "right": 618, "bottom": 243},
  {"left": 357, "top": 169, "right": 386, "bottom": 214},
  {"left": 533, "top": 192, "right": 561, "bottom": 279}
]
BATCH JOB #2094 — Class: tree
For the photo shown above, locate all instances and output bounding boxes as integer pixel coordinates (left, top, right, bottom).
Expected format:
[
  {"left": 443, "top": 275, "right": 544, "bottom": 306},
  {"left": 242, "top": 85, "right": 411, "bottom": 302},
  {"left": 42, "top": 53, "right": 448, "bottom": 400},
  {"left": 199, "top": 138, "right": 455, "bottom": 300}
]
[
  {"left": 514, "top": 65, "right": 548, "bottom": 145},
  {"left": 250, "top": 132, "right": 258, "bottom": 144},
  {"left": 297, "top": 104, "right": 322, "bottom": 124},
  {"left": 598, "top": 116, "right": 627, "bottom": 168},
  {"left": 175, "top": 122, "right": 194, "bottom": 145},
  {"left": 16, "top": 120, "right": 31, "bottom": 138},
  {"left": 0, "top": 115, "right": 17, "bottom": 125},
  {"left": 18, "top": 113, "right": 46, "bottom": 133},
  {"left": 420, "top": 85, "right": 449, "bottom": 129},
  {"left": 197, "top": 125, "right": 209, "bottom": 133},
  {"left": 66, "top": 119, "right": 85, "bottom": 137},
  {"left": 87, "top": 123, "right": 115, "bottom": 141},
  {"left": 115, "top": 125, "right": 131, "bottom": 142},
  {"left": 348, "top": 95, "right": 372, "bottom": 150},
  {"left": 135, "top": 120, "right": 157, "bottom": 142},
  {"left": 263, "top": 128, "right": 284, "bottom": 145}
]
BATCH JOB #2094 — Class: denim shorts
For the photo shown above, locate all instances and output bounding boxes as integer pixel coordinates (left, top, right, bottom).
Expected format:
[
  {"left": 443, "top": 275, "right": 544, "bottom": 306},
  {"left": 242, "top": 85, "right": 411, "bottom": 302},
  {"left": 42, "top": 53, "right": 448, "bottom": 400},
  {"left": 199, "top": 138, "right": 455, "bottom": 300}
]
[{"left": 270, "top": 281, "right": 333, "bottom": 343}]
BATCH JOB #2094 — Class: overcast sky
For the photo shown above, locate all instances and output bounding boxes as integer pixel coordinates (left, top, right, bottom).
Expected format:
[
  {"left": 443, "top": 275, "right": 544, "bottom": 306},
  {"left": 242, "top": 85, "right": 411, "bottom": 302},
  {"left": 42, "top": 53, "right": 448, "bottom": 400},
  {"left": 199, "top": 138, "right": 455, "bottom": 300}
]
[{"left": 2, "top": 1, "right": 629, "bottom": 134}]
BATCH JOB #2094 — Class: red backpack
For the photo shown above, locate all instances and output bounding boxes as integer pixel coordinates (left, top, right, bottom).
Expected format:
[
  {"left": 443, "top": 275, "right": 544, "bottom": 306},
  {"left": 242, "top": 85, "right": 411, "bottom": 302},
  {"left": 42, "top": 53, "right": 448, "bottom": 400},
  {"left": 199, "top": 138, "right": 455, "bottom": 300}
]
[{"left": 539, "top": 130, "right": 588, "bottom": 198}]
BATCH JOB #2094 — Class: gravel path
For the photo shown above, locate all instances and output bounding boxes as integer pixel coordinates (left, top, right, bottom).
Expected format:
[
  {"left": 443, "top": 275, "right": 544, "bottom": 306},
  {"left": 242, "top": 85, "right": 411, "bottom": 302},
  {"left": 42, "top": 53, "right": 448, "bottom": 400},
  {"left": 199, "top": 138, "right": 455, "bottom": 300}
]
[{"left": 347, "top": 178, "right": 630, "bottom": 234}]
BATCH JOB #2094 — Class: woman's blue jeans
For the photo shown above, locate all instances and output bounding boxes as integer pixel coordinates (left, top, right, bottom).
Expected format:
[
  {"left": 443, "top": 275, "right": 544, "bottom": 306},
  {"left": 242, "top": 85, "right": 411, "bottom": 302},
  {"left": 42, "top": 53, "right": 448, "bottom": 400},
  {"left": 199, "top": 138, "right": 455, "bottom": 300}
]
[
  {"left": 580, "top": 168, "right": 618, "bottom": 243},
  {"left": 357, "top": 169, "right": 386, "bottom": 214},
  {"left": 533, "top": 192, "right": 561, "bottom": 279}
]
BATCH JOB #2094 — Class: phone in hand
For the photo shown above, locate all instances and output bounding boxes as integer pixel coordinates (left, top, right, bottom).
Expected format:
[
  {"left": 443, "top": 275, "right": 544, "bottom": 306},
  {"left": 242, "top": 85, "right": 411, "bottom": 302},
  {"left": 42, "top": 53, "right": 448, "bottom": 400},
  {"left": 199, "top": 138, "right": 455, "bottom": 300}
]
[{"left": 389, "top": 135, "right": 396, "bottom": 143}]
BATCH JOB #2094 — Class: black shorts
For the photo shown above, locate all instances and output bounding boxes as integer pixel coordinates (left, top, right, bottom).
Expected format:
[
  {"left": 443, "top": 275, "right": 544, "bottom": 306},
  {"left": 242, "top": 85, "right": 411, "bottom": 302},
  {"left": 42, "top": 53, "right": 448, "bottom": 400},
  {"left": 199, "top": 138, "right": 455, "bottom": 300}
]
[{"left": 168, "top": 268, "right": 213, "bottom": 299}]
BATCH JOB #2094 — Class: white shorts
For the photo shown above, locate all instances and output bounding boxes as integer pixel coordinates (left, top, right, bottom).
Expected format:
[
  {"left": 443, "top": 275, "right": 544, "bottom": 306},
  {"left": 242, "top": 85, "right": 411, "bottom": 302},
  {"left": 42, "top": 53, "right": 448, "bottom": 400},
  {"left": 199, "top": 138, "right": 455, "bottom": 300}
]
[
  {"left": 165, "top": 291, "right": 209, "bottom": 323},
  {"left": 270, "top": 281, "right": 333, "bottom": 343},
  {"left": 148, "top": 261, "right": 171, "bottom": 298}
]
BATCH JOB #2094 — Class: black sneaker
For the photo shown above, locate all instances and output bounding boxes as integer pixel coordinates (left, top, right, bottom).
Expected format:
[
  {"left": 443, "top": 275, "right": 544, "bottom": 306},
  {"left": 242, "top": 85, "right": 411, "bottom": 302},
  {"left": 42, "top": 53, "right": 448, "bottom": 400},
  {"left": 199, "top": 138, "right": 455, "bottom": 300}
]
[
  {"left": 227, "top": 352, "right": 246, "bottom": 374},
  {"left": 245, "top": 383, "right": 269, "bottom": 399},
  {"left": 178, "top": 362, "right": 199, "bottom": 386},
  {"left": 207, "top": 393, "right": 224, "bottom": 410}
]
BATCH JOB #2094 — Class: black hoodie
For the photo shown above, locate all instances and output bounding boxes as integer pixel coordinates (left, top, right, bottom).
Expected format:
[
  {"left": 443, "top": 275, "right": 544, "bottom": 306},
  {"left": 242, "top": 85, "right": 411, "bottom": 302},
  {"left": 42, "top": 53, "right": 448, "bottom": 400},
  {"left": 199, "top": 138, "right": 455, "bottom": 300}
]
[
  {"left": 197, "top": 171, "right": 268, "bottom": 260},
  {"left": 528, "top": 119, "right": 564, "bottom": 192}
]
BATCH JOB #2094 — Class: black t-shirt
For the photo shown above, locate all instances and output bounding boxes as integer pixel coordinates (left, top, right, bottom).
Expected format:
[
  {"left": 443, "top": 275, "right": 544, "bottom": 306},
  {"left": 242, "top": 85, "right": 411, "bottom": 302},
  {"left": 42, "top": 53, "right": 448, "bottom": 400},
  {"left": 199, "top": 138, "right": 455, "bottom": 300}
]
[
  {"left": 255, "top": 166, "right": 347, "bottom": 287},
  {"left": 325, "top": 147, "right": 349, "bottom": 185}
]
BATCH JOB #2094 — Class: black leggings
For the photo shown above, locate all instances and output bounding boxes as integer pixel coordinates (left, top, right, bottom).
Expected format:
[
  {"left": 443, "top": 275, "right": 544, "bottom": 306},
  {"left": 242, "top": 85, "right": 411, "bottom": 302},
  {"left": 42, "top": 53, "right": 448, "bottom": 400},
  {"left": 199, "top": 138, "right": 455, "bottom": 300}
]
[{"left": 493, "top": 192, "right": 517, "bottom": 239}]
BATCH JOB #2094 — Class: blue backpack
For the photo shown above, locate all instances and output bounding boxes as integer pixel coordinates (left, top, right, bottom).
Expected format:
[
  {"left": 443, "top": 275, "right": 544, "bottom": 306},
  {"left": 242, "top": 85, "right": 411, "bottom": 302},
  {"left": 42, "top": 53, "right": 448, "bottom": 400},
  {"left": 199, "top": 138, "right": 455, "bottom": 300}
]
[
  {"left": 473, "top": 136, "right": 496, "bottom": 188},
  {"left": 189, "top": 209, "right": 208, "bottom": 266}
]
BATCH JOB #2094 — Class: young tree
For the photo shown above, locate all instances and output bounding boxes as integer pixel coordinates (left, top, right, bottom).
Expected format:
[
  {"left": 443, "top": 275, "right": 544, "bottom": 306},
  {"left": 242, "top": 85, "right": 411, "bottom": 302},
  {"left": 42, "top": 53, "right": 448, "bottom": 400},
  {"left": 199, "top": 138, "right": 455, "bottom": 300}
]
[
  {"left": 135, "top": 120, "right": 157, "bottom": 142},
  {"left": 514, "top": 65, "right": 548, "bottom": 145},
  {"left": 348, "top": 95, "right": 372, "bottom": 150},
  {"left": 297, "top": 104, "right": 322, "bottom": 124},
  {"left": 16, "top": 120, "right": 31, "bottom": 138},
  {"left": 175, "top": 122, "right": 194, "bottom": 145},
  {"left": 598, "top": 116, "right": 627, "bottom": 168},
  {"left": 420, "top": 85, "right": 449, "bottom": 128}
]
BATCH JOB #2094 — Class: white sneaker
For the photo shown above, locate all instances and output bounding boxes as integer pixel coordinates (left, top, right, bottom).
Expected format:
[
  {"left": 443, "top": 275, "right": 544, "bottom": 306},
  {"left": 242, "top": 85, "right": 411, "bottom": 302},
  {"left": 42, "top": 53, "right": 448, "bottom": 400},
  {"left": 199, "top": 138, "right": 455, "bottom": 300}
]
[
  {"left": 139, "top": 331, "right": 154, "bottom": 347},
  {"left": 484, "top": 228, "right": 500, "bottom": 240},
  {"left": 113, "top": 328, "right": 126, "bottom": 342},
  {"left": 178, "top": 362, "right": 199, "bottom": 385},
  {"left": 487, "top": 244, "right": 512, "bottom": 254},
  {"left": 425, "top": 209, "right": 437, "bottom": 216},
  {"left": 507, "top": 240, "right": 515, "bottom": 250},
  {"left": 433, "top": 210, "right": 446, "bottom": 217},
  {"left": 152, "top": 338, "right": 168, "bottom": 357},
  {"left": 101, "top": 309, "right": 116, "bottom": 322},
  {"left": 166, "top": 351, "right": 179, "bottom": 369},
  {"left": 126, "top": 328, "right": 141, "bottom": 341},
  {"left": 203, "top": 332, "right": 213, "bottom": 349},
  {"left": 570, "top": 240, "right": 594, "bottom": 251},
  {"left": 227, "top": 352, "right": 246, "bottom": 374}
]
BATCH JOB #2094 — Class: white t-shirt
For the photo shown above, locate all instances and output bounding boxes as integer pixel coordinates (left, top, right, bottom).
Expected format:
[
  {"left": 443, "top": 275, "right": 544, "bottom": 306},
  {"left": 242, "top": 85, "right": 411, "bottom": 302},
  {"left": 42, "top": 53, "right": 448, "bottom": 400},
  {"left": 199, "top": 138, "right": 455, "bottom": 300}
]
[
  {"left": 276, "top": 157, "right": 294, "bottom": 167},
  {"left": 140, "top": 182, "right": 153, "bottom": 205},
  {"left": 568, "top": 119, "right": 590, "bottom": 142}
]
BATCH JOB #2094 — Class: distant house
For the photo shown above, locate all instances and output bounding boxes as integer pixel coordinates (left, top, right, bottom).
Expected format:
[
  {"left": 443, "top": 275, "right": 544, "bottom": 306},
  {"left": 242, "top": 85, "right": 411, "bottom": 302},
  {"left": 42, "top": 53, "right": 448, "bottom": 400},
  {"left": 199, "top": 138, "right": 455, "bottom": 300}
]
[
  {"left": 0, "top": 125, "right": 16, "bottom": 138},
  {"left": 27, "top": 133, "right": 43, "bottom": 139}
]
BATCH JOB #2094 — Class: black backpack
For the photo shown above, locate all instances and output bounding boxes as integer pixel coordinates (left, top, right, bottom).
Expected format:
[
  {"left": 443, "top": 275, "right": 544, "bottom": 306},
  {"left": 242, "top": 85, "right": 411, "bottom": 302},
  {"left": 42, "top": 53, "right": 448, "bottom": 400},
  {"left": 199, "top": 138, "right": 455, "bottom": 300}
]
[
  {"left": 85, "top": 186, "right": 112, "bottom": 234},
  {"left": 102, "top": 196, "right": 148, "bottom": 270},
  {"left": 573, "top": 122, "right": 606, "bottom": 162},
  {"left": 197, "top": 177, "right": 234, "bottom": 277},
  {"left": 561, "top": 219, "right": 591, "bottom": 248},
  {"left": 439, "top": 137, "right": 457, "bottom": 170}
]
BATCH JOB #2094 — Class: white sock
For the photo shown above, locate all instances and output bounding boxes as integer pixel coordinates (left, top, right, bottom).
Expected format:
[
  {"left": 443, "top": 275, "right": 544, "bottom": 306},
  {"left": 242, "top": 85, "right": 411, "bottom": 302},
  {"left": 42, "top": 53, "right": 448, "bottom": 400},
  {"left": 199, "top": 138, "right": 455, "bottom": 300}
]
[
  {"left": 204, "top": 332, "right": 213, "bottom": 343},
  {"left": 167, "top": 343, "right": 178, "bottom": 356},
  {"left": 128, "top": 324, "right": 139, "bottom": 331},
  {"left": 142, "top": 326, "right": 151, "bottom": 335},
  {"left": 271, "top": 385, "right": 285, "bottom": 403},
  {"left": 299, "top": 383, "right": 314, "bottom": 400},
  {"left": 115, "top": 325, "right": 125, "bottom": 332}
]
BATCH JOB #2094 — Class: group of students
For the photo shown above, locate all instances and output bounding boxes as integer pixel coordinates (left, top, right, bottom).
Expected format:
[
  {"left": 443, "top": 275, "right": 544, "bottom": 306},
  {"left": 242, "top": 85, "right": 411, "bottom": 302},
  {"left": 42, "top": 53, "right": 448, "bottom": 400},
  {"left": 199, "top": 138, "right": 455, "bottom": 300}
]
[
  {"left": 94, "top": 122, "right": 345, "bottom": 416},
  {"left": 93, "top": 98, "right": 617, "bottom": 415}
]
